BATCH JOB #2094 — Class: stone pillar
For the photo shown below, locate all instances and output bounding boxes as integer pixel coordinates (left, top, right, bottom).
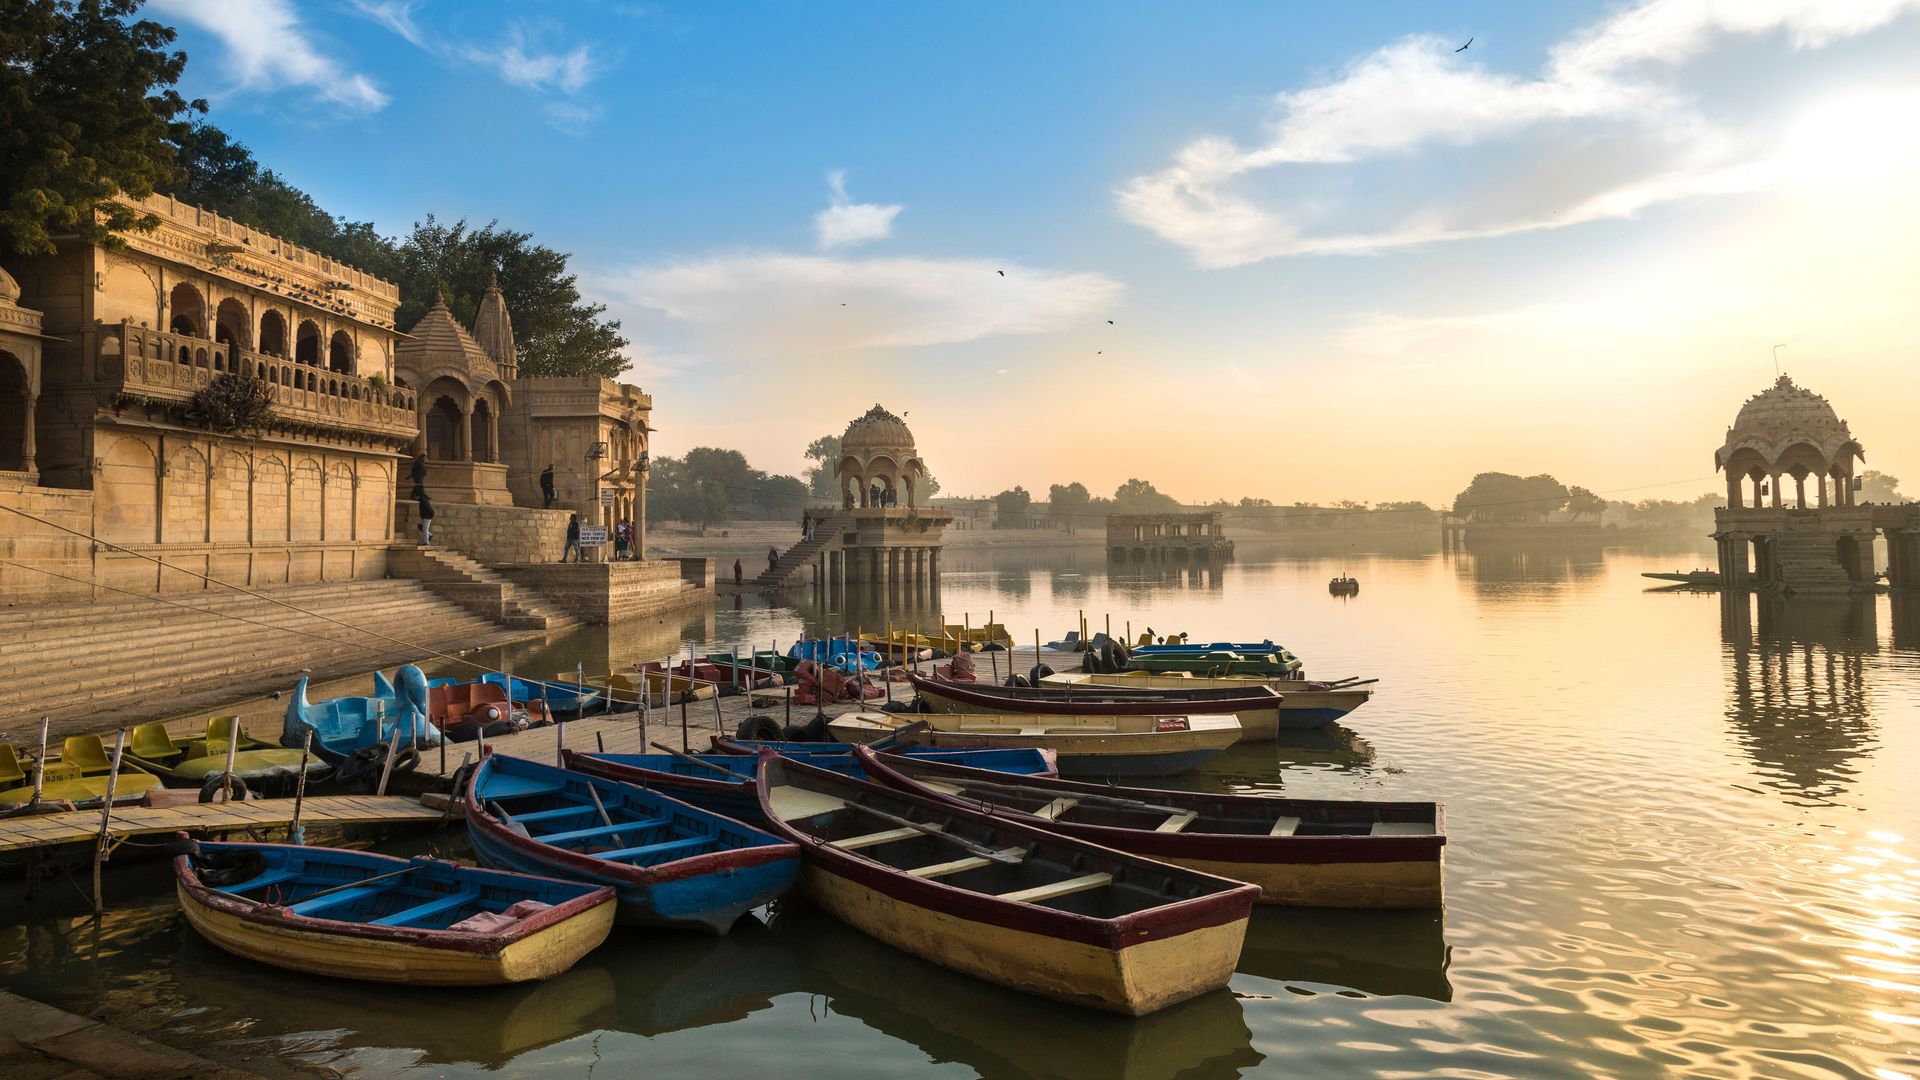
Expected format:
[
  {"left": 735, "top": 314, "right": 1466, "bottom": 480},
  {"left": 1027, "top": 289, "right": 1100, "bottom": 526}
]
[
  {"left": 18, "top": 392, "right": 35, "bottom": 475},
  {"left": 929, "top": 546, "right": 941, "bottom": 584},
  {"left": 458, "top": 400, "right": 473, "bottom": 460}
]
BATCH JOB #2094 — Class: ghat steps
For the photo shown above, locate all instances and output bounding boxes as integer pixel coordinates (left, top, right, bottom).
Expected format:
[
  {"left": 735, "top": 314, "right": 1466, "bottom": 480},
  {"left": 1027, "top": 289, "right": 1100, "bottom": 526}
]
[
  {"left": 388, "top": 545, "right": 575, "bottom": 630},
  {"left": 754, "top": 519, "right": 844, "bottom": 590}
]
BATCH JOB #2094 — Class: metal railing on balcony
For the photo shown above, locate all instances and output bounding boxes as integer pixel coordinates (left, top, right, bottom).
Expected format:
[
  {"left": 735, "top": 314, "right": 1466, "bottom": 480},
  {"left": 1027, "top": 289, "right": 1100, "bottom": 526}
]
[{"left": 96, "top": 320, "right": 419, "bottom": 439}]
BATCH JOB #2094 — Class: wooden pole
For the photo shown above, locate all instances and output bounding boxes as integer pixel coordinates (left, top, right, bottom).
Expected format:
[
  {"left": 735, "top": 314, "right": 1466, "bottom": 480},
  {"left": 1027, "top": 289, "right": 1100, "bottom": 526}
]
[
  {"left": 91, "top": 728, "right": 126, "bottom": 913},
  {"left": 1035, "top": 629, "right": 1042, "bottom": 685},
  {"left": 289, "top": 730, "right": 313, "bottom": 844},
  {"left": 376, "top": 725, "right": 402, "bottom": 796},
  {"left": 31, "top": 717, "right": 48, "bottom": 806},
  {"left": 556, "top": 714, "right": 567, "bottom": 766},
  {"left": 221, "top": 715, "right": 240, "bottom": 802},
  {"left": 885, "top": 618, "right": 894, "bottom": 703},
  {"left": 596, "top": 730, "right": 606, "bottom": 753}
]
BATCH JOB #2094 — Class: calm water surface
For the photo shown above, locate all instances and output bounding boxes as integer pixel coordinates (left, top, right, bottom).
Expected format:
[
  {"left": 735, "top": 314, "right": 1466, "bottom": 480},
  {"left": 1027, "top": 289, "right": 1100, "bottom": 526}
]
[{"left": 4, "top": 539, "right": 1917, "bottom": 1079}]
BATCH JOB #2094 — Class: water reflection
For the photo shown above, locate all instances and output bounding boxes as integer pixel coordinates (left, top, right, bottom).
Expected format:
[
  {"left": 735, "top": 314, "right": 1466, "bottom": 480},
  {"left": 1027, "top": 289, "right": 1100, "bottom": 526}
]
[
  {"left": 1237, "top": 909, "right": 1451, "bottom": 1002},
  {"left": 1719, "top": 593, "right": 1879, "bottom": 804},
  {"left": 1450, "top": 544, "right": 1604, "bottom": 595}
]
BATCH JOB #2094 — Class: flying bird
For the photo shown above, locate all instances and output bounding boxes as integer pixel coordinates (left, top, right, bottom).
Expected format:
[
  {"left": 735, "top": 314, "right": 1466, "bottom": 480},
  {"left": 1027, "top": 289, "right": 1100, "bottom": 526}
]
[
  {"left": 1106, "top": 320, "right": 1114, "bottom": 325},
  {"left": 997, "top": 270, "right": 1005, "bottom": 276},
  {"left": 1455, "top": 37, "right": 1472, "bottom": 52}
]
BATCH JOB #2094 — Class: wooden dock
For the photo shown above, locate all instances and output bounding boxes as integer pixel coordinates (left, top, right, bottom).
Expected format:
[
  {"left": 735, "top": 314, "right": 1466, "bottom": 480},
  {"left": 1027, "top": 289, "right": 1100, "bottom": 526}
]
[{"left": 0, "top": 795, "right": 445, "bottom": 854}]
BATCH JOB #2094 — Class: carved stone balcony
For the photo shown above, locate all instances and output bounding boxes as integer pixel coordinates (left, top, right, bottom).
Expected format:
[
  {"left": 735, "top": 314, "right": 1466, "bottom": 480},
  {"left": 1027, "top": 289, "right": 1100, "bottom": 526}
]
[{"left": 96, "top": 320, "right": 419, "bottom": 444}]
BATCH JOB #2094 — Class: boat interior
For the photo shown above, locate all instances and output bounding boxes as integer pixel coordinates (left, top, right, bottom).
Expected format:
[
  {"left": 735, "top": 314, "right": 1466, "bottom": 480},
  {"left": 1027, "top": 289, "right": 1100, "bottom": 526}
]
[
  {"left": 479, "top": 760, "right": 778, "bottom": 867},
  {"left": 128, "top": 717, "right": 267, "bottom": 766},
  {"left": 193, "top": 848, "right": 580, "bottom": 931},
  {"left": 767, "top": 773, "right": 1234, "bottom": 920},
  {"left": 591, "top": 754, "right": 759, "bottom": 783}
]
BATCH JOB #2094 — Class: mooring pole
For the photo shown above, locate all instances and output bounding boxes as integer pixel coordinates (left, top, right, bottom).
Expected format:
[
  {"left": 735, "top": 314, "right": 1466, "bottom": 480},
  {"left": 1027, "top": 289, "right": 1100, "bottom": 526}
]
[
  {"left": 221, "top": 716, "right": 240, "bottom": 802},
  {"left": 289, "top": 730, "right": 313, "bottom": 844},
  {"left": 376, "top": 726, "right": 402, "bottom": 796},
  {"left": 31, "top": 717, "right": 48, "bottom": 807},
  {"left": 92, "top": 728, "right": 126, "bottom": 914}
]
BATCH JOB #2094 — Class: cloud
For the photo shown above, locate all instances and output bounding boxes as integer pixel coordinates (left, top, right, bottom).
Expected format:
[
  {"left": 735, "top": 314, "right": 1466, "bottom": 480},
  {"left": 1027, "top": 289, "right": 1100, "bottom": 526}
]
[
  {"left": 347, "top": 4, "right": 606, "bottom": 126},
  {"left": 599, "top": 253, "right": 1122, "bottom": 356},
  {"left": 1118, "top": 0, "right": 1920, "bottom": 266},
  {"left": 151, "top": 0, "right": 387, "bottom": 110},
  {"left": 347, "top": 0, "right": 424, "bottom": 47},
  {"left": 814, "top": 170, "right": 903, "bottom": 250},
  {"left": 462, "top": 27, "right": 600, "bottom": 95}
]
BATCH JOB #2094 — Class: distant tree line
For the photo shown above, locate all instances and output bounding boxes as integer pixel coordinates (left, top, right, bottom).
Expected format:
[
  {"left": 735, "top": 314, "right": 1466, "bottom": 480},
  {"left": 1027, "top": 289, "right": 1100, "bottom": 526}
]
[{"left": 647, "top": 448, "right": 808, "bottom": 529}]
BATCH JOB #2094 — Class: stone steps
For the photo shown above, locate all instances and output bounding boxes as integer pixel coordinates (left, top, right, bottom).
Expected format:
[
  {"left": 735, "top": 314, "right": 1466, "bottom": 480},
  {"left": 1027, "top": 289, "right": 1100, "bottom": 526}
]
[
  {"left": 0, "top": 580, "right": 402, "bottom": 639},
  {"left": 754, "top": 522, "right": 844, "bottom": 589},
  {"left": 388, "top": 546, "right": 574, "bottom": 631}
]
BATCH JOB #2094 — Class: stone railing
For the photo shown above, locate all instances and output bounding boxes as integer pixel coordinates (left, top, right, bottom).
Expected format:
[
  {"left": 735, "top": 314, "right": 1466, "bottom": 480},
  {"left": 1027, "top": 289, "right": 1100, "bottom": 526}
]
[
  {"left": 97, "top": 320, "right": 418, "bottom": 441},
  {"left": 123, "top": 193, "right": 402, "bottom": 303}
]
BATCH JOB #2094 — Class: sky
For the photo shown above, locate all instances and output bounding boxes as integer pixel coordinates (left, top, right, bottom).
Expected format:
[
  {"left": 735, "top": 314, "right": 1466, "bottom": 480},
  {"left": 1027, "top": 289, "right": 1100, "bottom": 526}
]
[{"left": 145, "top": 0, "right": 1920, "bottom": 506}]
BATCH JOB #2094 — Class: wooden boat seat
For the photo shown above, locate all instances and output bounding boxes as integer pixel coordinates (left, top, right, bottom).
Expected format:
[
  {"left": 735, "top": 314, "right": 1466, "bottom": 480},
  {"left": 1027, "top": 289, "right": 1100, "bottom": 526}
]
[
  {"left": 1269, "top": 816, "right": 1302, "bottom": 837},
  {"left": 129, "top": 723, "right": 180, "bottom": 761},
  {"left": 222, "top": 868, "right": 301, "bottom": 895},
  {"left": 833, "top": 824, "right": 940, "bottom": 851},
  {"left": 369, "top": 890, "right": 478, "bottom": 928},
  {"left": 513, "top": 805, "right": 598, "bottom": 824},
  {"left": 999, "top": 873, "right": 1114, "bottom": 904},
  {"left": 541, "top": 817, "right": 665, "bottom": 844},
  {"left": 601, "top": 836, "right": 708, "bottom": 863},
  {"left": 1032, "top": 797, "right": 1078, "bottom": 821},
  {"left": 770, "top": 786, "right": 848, "bottom": 821},
  {"left": 1155, "top": 811, "right": 1198, "bottom": 833},
  {"left": 1369, "top": 821, "right": 1430, "bottom": 836},
  {"left": 289, "top": 883, "right": 395, "bottom": 917},
  {"left": 61, "top": 735, "right": 113, "bottom": 773},
  {"left": 906, "top": 847, "right": 1026, "bottom": 879},
  {"left": 0, "top": 745, "right": 23, "bottom": 787}
]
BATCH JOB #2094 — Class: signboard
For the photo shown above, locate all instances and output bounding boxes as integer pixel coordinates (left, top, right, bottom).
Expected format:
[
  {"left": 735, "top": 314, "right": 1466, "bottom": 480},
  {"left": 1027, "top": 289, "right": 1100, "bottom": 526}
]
[
  {"left": 600, "top": 489, "right": 617, "bottom": 506},
  {"left": 578, "top": 526, "right": 608, "bottom": 547}
]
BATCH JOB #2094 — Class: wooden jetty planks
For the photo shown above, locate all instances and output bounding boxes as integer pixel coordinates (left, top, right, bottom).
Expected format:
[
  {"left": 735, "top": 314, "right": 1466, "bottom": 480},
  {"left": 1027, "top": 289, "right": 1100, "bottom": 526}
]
[{"left": 0, "top": 795, "right": 443, "bottom": 854}]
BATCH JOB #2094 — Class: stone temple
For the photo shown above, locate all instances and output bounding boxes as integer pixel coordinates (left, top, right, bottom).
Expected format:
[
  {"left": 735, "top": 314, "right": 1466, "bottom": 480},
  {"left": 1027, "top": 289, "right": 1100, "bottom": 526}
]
[{"left": 1712, "top": 375, "right": 1917, "bottom": 593}]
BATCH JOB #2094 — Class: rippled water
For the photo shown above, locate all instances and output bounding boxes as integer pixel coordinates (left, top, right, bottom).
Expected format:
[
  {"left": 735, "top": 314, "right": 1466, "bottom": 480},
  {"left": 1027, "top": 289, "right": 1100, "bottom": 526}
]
[{"left": 4, "top": 538, "right": 1917, "bottom": 1079}]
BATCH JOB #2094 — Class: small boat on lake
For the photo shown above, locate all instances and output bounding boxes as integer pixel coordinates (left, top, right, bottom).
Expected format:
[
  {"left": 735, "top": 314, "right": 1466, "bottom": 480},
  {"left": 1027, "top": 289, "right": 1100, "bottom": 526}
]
[
  {"left": 908, "top": 672, "right": 1313, "bottom": 739},
  {"left": 856, "top": 747, "right": 1445, "bottom": 909},
  {"left": 465, "top": 754, "right": 800, "bottom": 934},
  {"left": 1039, "top": 671, "right": 1374, "bottom": 732},
  {"left": 1329, "top": 575, "right": 1360, "bottom": 595},
  {"left": 826, "top": 711, "right": 1241, "bottom": 777},
  {"left": 567, "top": 745, "right": 1058, "bottom": 825},
  {"left": 0, "top": 735, "right": 160, "bottom": 809},
  {"left": 282, "top": 666, "right": 441, "bottom": 764},
  {"left": 1126, "top": 649, "right": 1303, "bottom": 677},
  {"left": 127, "top": 718, "right": 331, "bottom": 793},
  {"left": 1641, "top": 570, "right": 1723, "bottom": 586},
  {"left": 175, "top": 840, "right": 615, "bottom": 985},
  {"left": 754, "top": 753, "right": 1258, "bottom": 1015}
]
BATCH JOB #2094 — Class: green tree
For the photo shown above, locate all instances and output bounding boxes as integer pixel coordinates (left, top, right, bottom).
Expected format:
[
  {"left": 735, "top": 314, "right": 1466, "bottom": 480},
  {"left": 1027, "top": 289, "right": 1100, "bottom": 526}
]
[
  {"left": 993, "top": 486, "right": 1032, "bottom": 525},
  {"left": 803, "top": 434, "right": 842, "bottom": 500},
  {"left": 1, "top": 0, "right": 200, "bottom": 255},
  {"left": 1858, "top": 470, "right": 1906, "bottom": 503},
  {"left": 1112, "top": 478, "right": 1180, "bottom": 514},
  {"left": 1566, "top": 485, "right": 1607, "bottom": 519},
  {"left": 1453, "top": 472, "right": 1569, "bottom": 521},
  {"left": 1048, "top": 481, "right": 1091, "bottom": 517}
]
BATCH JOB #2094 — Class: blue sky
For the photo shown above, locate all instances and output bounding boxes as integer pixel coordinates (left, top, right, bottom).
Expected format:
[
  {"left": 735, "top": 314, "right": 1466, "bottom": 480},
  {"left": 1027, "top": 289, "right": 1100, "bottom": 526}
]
[{"left": 148, "top": 1, "right": 1920, "bottom": 503}]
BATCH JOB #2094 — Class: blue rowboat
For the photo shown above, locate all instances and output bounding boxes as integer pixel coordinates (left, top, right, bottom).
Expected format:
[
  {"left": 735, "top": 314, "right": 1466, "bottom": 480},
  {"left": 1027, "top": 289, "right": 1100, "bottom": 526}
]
[
  {"left": 282, "top": 666, "right": 441, "bottom": 764},
  {"left": 565, "top": 744, "right": 1057, "bottom": 826},
  {"left": 176, "top": 839, "right": 616, "bottom": 986},
  {"left": 465, "top": 754, "right": 799, "bottom": 934}
]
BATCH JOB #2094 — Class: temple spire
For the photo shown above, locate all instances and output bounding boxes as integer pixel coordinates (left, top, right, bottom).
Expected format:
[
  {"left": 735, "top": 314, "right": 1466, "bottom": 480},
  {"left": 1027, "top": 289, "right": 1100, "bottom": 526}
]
[{"left": 471, "top": 272, "right": 517, "bottom": 377}]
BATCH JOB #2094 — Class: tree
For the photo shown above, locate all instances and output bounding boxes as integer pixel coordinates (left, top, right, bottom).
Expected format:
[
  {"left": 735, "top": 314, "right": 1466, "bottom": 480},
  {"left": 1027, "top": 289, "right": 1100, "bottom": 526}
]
[
  {"left": 1858, "top": 470, "right": 1906, "bottom": 504},
  {"left": 1048, "top": 482, "right": 1092, "bottom": 518},
  {"left": 803, "top": 434, "right": 842, "bottom": 500},
  {"left": 993, "top": 486, "right": 1032, "bottom": 524},
  {"left": 1112, "top": 478, "right": 1180, "bottom": 514},
  {"left": 1566, "top": 485, "right": 1607, "bottom": 519},
  {"left": 1, "top": 0, "right": 200, "bottom": 255},
  {"left": 1453, "top": 472, "right": 1569, "bottom": 521}
]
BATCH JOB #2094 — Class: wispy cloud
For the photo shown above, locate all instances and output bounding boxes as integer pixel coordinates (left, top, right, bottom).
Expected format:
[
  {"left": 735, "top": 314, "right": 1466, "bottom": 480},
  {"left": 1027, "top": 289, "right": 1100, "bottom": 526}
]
[
  {"left": 152, "top": 0, "right": 387, "bottom": 111},
  {"left": 462, "top": 26, "right": 600, "bottom": 95},
  {"left": 1119, "top": 0, "right": 1920, "bottom": 266},
  {"left": 347, "top": 0, "right": 424, "bottom": 47},
  {"left": 814, "top": 170, "right": 903, "bottom": 250},
  {"left": 347, "top": 4, "right": 607, "bottom": 128},
  {"left": 599, "top": 253, "right": 1121, "bottom": 357}
]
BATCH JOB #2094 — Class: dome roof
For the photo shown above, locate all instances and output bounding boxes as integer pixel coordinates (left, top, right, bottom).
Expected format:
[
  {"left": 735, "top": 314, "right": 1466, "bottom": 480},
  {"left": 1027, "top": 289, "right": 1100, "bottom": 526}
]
[
  {"left": 0, "top": 265, "right": 19, "bottom": 304},
  {"left": 842, "top": 404, "right": 915, "bottom": 452},
  {"left": 396, "top": 293, "right": 502, "bottom": 388},
  {"left": 1716, "top": 375, "right": 1862, "bottom": 472}
]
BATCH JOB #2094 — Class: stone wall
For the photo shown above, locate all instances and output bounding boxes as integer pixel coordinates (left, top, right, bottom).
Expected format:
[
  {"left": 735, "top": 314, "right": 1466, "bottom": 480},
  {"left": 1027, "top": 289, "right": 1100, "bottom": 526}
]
[
  {"left": 498, "top": 560, "right": 710, "bottom": 625},
  {"left": 0, "top": 473, "right": 95, "bottom": 604},
  {"left": 395, "top": 499, "right": 572, "bottom": 564}
]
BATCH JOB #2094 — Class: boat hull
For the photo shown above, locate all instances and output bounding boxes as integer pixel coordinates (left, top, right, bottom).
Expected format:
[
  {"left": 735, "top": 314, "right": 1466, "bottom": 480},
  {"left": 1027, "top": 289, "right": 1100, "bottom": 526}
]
[
  {"left": 828, "top": 715, "right": 1240, "bottom": 778},
  {"left": 176, "top": 879, "right": 615, "bottom": 985}
]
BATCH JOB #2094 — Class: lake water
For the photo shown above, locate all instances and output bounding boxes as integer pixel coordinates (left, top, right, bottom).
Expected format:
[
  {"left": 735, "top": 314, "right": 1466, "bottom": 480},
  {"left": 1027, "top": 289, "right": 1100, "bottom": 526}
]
[{"left": 4, "top": 538, "right": 1917, "bottom": 1079}]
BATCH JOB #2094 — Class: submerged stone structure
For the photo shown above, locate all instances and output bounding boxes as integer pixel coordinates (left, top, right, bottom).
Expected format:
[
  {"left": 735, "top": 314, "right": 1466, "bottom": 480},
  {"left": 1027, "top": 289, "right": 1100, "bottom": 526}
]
[
  {"left": 1711, "top": 375, "right": 1881, "bottom": 594},
  {"left": 1107, "top": 512, "right": 1234, "bottom": 562}
]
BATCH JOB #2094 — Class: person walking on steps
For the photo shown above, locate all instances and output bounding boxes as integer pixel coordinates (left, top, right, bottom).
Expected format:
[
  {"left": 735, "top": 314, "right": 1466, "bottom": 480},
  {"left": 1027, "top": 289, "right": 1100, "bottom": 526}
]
[
  {"left": 540, "top": 464, "right": 556, "bottom": 509},
  {"left": 767, "top": 546, "right": 779, "bottom": 574},
  {"left": 409, "top": 452, "right": 428, "bottom": 500},
  {"left": 416, "top": 493, "right": 435, "bottom": 546},
  {"left": 563, "top": 514, "right": 581, "bottom": 562}
]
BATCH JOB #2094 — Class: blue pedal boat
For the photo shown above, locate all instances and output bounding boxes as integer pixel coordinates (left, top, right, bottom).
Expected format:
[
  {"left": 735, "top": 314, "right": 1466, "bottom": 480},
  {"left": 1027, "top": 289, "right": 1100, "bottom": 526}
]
[
  {"left": 787, "top": 638, "right": 882, "bottom": 673},
  {"left": 566, "top": 744, "right": 1059, "bottom": 826},
  {"left": 480, "top": 674, "right": 604, "bottom": 717},
  {"left": 282, "top": 666, "right": 442, "bottom": 764},
  {"left": 465, "top": 754, "right": 800, "bottom": 934},
  {"left": 174, "top": 840, "right": 616, "bottom": 985}
]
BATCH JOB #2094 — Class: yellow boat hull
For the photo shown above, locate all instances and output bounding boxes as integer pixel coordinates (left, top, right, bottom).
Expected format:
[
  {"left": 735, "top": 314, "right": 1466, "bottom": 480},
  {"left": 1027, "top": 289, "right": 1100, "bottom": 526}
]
[
  {"left": 1158, "top": 853, "right": 1444, "bottom": 909},
  {"left": 176, "top": 881, "right": 616, "bottom": 986}
]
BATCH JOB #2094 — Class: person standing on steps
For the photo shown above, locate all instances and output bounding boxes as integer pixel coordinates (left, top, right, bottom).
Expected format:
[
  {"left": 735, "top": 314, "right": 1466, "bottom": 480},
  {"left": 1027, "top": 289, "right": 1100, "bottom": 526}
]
[
  {"left": 733, "top": 558, "right": 744, "bottom": 586},
  {"left": 416, "top": 492, "right": 435, "bottom": 546},
  {"left": 563, "top": 514, "right": 581, "bottom": 563},
  {"left": 409, "top": 452, "right": 428, "bottom": 500},
  {"left": 767, "top": 546, "right": 779, "bottom": 574},
  {"left": 540, "top": 464, "right": 556, "bottom": 509}
]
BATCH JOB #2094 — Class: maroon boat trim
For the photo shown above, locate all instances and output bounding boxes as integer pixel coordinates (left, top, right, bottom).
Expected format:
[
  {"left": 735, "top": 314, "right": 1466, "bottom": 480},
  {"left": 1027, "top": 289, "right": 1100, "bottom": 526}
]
[
  {"left": 909, "top": 673, "right": 1283, "bottom": 716},
  {"left": 561, "top": 748, "right": 748, "bottom": 798}
]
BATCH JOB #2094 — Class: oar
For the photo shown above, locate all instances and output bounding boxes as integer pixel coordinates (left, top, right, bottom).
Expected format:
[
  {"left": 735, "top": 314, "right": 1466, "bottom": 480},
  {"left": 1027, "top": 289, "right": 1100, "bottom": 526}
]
[
  {"left": 869, "top": 720, "right": 929, "bottom": 752},
  {"left": 651, "top": 741, "right": 741, "bottom": 779},
  {"left": 583, "top": 783, "right": 630, "bottom": 847},
  {"left": 945, "top": 776, "right": 1189, "bottom": 817},
  {"left": 267, "top": 863, "right": 419, "bottom": 906},
  {"left": 840, "top": 801, "right": 1024, "bottom": 865}
]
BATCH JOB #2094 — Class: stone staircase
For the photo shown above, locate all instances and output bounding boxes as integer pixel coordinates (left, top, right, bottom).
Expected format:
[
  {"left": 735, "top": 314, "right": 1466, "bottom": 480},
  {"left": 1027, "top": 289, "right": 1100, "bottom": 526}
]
[
  {"left": 387, "top": 546, "right": 575, "bottom": 630},
  {"left": 1771, "top": 518, "right": 1860, "bottom": 595},
  {"left": 753, "top": 518, "right": 844, "bottom": 590},
  {"left": 0, "top": 580, "right": 522, "bottom": 734}
]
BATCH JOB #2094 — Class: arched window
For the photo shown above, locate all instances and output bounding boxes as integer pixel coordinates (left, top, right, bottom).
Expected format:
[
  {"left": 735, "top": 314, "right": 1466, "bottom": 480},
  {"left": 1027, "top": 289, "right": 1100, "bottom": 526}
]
[
  {"left": 0, "top": 352, "right": 27, "bottom": 472},
  {"left": 214, "top": 298, "right": 250, "bottom": 364},
  {"left": 259, "top": 311, "right": 287, "bottom": 357},
  {"left": 471, "top": 399, "right": 494, "bottom": 463},
  {"left": 168, "top": 283, "right": 205, "bottom": 337},
  {"left": 295, "top": 320, "right": 320, "bottom": 366},
  {"left": 328, "top": 330, "right": 354, "bottom": 375},
  {"left": 426, "top": 396, "right": 462, "bottom": 460}
]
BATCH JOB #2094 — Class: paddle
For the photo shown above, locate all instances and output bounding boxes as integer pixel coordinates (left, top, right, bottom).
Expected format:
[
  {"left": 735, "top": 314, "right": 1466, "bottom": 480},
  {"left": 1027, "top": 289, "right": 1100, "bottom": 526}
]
[
  {"left": 869, "top": 720, "right": 930, "bottom": 752},
  {"left": 583, "top": 783, "right": 632, "bottom": 848},
  {"left": 650, "top": 741, "right": 741, "bottom": 779},
  {"left": 840, "top": 801, "right": 1024, "bottom": 865},
  {"left": 262, "top": 863, "right": 419, "bottom": 906},
  {"left": 941, "top": 776, "right": 1189, "bottom": 817}
]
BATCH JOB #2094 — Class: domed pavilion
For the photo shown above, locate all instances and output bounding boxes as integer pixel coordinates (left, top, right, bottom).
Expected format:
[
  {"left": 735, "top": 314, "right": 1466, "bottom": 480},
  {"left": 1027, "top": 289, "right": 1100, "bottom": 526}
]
[
  {"left": 836, "top": 404, "right": 929, "bottom": 509},
  {"left": 1712, "top": 375, "right": 1879, "bottom": 593}
]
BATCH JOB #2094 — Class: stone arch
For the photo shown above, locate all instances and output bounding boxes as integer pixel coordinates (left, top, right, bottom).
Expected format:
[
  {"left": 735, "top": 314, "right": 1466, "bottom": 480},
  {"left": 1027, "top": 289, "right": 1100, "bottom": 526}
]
[
  {"left": 95, "top": 435, "right": 159, "bottom": 545},
  {"left": 213, "top": 298, "right": 250, "bottom": 369},
  {"left": 0, "top": 351, "right": 26, "bottom": 472},
  {"left": 328, "top": 330, "right": 354, "bottom": 375},
  {"left": 324, "top": 462, "right": 354, "bottom": 540},
  {"left": 210, "top": 448, "right": 251, "bottom": 543},
  {"left": 426, "top": 395, "right": 463, "bottom": 460},
  {"left": 163, "top": 443, "right": 209, "bottom": 543},
  {"left": 471, "top": 397, "right": 495, "bottom": 463},
  {"left": 290, "top": 457, "right": 324, "bottom": 541},
  {"left": 259, "top": 310, "right": 287, "bottom": 357},
  {"left": 168, "top": 282, "right": 205, "bottom": 337},
  {"left": 254, "top": 455, "right": 290, "bottom": 543},
  {"left": 295, "top": 320, "right": 320, "bottom": 366}
]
